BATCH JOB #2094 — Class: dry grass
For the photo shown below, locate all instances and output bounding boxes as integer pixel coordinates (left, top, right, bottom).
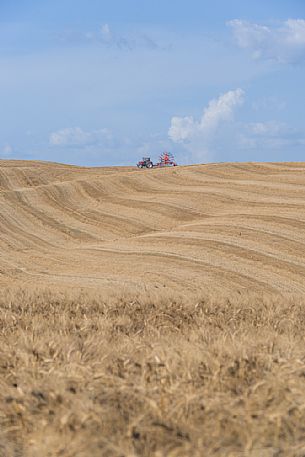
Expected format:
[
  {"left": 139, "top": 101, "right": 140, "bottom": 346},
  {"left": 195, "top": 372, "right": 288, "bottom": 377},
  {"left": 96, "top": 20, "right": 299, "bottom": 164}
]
[
  {"left": 1, "top": 287, "right": 305, "bottom": 456},
  {"left": 2, "top": 160, "right": 305, "bottom": 455}
]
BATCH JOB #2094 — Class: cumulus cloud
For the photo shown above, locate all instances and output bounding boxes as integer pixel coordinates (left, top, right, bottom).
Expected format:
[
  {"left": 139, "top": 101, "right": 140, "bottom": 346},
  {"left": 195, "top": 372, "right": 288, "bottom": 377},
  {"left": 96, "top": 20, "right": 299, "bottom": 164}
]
[
  {"left": 169, "top": 89, "right": 245, "bottom": 144},
  {"left": 228, "top": 19, "right": 305, "bottom": 63},
  {"left": 49, "top": 127, "right": 112, "bottom": 147},
  {"left": 168, "top": 89, "right": 245, "bottom": 161}
]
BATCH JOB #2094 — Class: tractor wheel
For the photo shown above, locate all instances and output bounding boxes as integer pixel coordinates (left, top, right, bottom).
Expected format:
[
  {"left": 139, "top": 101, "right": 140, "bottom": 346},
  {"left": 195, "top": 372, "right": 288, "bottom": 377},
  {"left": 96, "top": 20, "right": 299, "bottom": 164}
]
[{"left": 147, "top": 163, "right": 153, "bottom": 168}]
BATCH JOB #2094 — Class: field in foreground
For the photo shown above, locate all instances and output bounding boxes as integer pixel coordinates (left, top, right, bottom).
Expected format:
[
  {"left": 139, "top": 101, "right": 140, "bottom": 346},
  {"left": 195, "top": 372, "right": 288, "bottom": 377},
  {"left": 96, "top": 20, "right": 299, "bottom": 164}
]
[
  {"left": 2, "top": 288, "right": 305, "bottom": 457},
  {"left": 2, "top": 160, "right": 305, "bottom": 456}
]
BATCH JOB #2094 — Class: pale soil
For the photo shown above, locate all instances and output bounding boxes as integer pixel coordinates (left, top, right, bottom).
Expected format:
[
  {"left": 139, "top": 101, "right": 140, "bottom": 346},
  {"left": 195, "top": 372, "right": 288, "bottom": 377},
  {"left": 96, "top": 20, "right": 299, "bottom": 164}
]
[{"left": 1, "top": 160, "right": 305, "bottom": 456}]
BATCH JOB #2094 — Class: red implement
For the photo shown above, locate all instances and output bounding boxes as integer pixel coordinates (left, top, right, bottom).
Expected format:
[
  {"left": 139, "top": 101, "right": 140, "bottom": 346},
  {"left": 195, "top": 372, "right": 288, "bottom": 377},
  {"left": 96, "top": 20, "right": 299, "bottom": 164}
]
[{"left": 155, "top": 151, "right": 177, "bottom": 167}]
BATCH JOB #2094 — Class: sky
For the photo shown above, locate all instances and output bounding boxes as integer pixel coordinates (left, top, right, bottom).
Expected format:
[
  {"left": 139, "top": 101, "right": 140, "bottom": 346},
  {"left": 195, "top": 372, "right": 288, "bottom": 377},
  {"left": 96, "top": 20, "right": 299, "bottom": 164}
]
[{"left": 0, "top": 0, "right": 305, "bottom": 166}]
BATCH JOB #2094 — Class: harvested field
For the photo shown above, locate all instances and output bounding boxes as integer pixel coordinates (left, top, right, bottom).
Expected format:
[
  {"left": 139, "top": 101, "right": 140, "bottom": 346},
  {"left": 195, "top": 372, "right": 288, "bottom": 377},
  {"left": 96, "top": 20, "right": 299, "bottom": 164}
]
[{"left": 1, "top": 160, "right": 305, "bottom": 456}]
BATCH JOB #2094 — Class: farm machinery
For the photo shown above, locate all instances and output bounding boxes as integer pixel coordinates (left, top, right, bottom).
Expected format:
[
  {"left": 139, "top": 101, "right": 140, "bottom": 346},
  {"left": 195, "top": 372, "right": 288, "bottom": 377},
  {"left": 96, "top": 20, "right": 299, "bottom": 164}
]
[
  {"left": 137, "top": 152, "right": 177, "bottom": 169},
  {"left": 137, "top": 157, "right": 154, "bottom": 168}
]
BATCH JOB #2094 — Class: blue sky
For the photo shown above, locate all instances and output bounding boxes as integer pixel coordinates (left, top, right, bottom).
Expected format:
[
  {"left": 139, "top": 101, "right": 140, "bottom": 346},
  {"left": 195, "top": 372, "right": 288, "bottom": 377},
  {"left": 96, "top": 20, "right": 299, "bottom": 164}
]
[{"left": 0, "top": 0, "right": 304, "bottom": 166}]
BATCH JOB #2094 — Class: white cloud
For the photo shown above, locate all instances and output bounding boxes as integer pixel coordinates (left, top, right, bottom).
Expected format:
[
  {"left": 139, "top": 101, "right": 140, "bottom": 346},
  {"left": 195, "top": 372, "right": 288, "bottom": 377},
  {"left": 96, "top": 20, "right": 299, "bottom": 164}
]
[
  {"left": 49, "top": 127, "right": 112, "bottom": 147},
  {"left": 1, "top": 143, "right": 16, "bottom": 157},
  {"left": 99, "top": 23, "right": 132, "bottom": 50},
  {"left": 169, "top": 89, "right": 245, "bottom": 143},
  {"left": 101, "top": 24, "right": 111, "bottom": 40},
  {"left": 168, "top": 89, "right": 245, "bottom": 162},
  {"left": 168, "top": 116, "right": 195, "bottom": 143},
  {"left": 247, "top": 121, "right": 286, "bottom": 136},
  {"left": 2, "top": 143, "right": 13, "bottom": 155},
  {"left": 58, "top": 24, "right": 162, "bottom": 51},
  {"left": 239, "top": 121, "right": 305, "bottom": 150},
  {"left": 99, "top": 23, "right": 162, "bottom": 50},
  {"left": 228, "top": 19, "right": 305, "bottom": 63},
  {"left": 50, "top": 127, "right": 92, "bottom": 146},
  {"left": 251, "top": 96, "right": 286, "bottom": 112}
]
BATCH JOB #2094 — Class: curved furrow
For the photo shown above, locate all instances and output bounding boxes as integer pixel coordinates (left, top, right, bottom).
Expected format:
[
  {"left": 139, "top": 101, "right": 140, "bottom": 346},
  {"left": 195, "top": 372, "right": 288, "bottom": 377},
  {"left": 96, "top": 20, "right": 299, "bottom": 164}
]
[
  {"left": 75, "top": 246, "right": 292, "bottom": 293},
  {"left": 2, "top": 190, "right": 98, "bottom": 244},
  {"left": 1, "top": 160, "right": 305, "bottom": 294},
  {"left": 133, "top": 234, "right": 305, "bottom": 280},
  {"left": 144, "top": 228, "right": 305, "bottom": 265},
  {"left": 34, "top": 183, "right": 151, "bottom": 239},
  {"left": 70, "top": 180, "right": 199, "bottom": 228},
  {"left": 175, "top": 222, "right": 305, "bottom": 252},
  {"left": 0, "top": 212, "right": 53, "bottom": 251}
]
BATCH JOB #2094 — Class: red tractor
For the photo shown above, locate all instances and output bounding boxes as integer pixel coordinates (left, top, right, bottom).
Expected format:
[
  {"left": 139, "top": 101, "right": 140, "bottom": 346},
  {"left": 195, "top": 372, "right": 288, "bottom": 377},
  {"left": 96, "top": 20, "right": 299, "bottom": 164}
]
[
  {"left": 137, "top": 157, "right": 154, "bottom": 168},
  {"left": 136, "top": 152, "right": 177, "bottom": 169}
]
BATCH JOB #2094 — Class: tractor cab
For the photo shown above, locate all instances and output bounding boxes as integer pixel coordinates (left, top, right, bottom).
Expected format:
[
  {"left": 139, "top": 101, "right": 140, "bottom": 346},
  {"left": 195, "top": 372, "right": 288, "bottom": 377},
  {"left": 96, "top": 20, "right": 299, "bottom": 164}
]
[{"left": 137, "top": 157, "right": 154, "bottom": 168}]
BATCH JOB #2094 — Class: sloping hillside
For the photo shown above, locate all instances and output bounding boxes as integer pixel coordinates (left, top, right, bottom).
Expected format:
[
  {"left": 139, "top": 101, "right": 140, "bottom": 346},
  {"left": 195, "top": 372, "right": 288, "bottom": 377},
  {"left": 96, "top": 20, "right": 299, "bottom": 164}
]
[{"left": 1, "top": 160, "right": 305, "bottom": 294}]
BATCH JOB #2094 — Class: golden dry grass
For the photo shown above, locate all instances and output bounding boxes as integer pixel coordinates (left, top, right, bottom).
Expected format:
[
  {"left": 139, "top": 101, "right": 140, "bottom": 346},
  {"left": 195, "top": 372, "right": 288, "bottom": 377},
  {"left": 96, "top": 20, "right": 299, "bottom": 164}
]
[
  {"left": 2, "top": 288, "right": 305, "bottom": 456},
  {"left": 2, "top": 160, "right": 305, "bottom": 455}
]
